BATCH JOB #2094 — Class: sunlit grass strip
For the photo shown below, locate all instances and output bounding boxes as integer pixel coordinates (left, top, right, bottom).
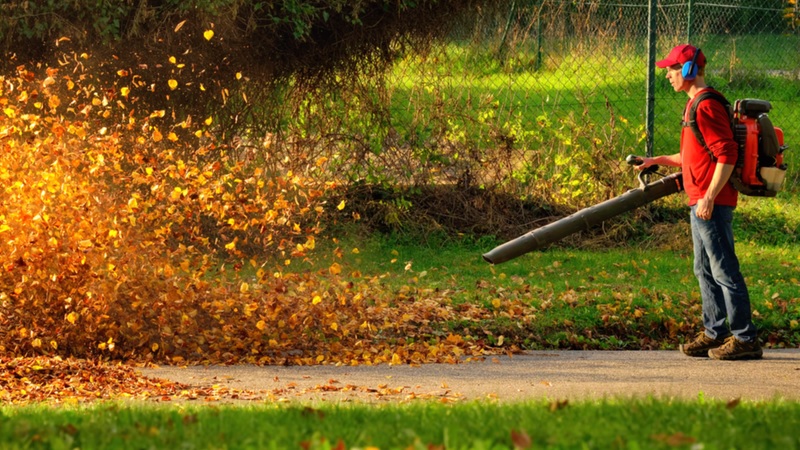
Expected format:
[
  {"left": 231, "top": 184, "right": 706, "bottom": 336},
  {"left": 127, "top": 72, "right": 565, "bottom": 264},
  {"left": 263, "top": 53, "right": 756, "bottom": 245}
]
[
  {"left": 2, "top": 399, "right": 799, "bottom": 449},
  {"left": 309, "top": 231, "right": 800, "bottom": 350}
]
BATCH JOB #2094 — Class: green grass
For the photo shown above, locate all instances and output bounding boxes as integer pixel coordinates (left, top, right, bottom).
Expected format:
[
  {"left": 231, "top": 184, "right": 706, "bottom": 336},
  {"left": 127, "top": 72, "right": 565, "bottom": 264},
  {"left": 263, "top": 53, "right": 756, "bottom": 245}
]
[
  {"left": 305, "top": 202, "right": 800, "bottom": 351},
  {"left": 3, "top": 399, "right": 799, "bottom": 449}
]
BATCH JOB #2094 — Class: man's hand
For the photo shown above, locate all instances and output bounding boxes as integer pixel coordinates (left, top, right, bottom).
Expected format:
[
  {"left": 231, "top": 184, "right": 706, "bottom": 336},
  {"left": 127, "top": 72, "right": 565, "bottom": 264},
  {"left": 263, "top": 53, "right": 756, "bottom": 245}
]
[
  {"left": 634, "top": 157, "right": 656, "bottom": 171},
  {"left": 695, "top": 197, "right": 714, "bottom": 220}
]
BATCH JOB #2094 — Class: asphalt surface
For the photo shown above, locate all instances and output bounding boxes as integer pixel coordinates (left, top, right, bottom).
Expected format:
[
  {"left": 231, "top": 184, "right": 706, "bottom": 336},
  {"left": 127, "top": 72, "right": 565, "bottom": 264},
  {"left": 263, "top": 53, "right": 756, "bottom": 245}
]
[{"left": 139, "top": 349, "right": 800, "bottom": 403}]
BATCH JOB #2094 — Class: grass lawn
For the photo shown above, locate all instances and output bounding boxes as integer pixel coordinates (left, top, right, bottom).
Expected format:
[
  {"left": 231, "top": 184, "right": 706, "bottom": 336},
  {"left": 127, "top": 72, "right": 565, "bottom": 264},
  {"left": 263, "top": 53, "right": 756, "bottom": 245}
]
[
  {"left": 2, "top": 398, "right": 799, "bottom": 449},
  {"left": 313, "top": 188, "right": 800, "bottom": 350}
]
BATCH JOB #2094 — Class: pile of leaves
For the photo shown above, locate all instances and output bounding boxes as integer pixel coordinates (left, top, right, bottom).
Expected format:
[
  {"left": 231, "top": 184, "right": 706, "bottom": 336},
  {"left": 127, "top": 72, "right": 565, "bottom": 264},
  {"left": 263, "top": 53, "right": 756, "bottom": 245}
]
[
  {"left": 0, "top": 52, "right": 527, "bottom": 372},
  {"left": 0, "top": 356, "right": 190, "bottom": 403}
]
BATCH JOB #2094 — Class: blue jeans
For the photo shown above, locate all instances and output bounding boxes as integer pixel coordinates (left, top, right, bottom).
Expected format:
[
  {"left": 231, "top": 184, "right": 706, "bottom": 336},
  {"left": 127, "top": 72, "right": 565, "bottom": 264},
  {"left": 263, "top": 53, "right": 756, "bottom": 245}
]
[{"left": 690, "top": 205, "right": 757, "bottom": 343}]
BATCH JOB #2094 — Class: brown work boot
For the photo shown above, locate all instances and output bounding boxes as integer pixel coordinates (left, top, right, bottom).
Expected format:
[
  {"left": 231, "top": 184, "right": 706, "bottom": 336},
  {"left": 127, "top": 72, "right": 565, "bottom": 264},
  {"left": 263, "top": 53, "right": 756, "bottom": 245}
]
[
  {"left": 679, "top": 332, "right": 727, "bottom": 357},
  {"left": 708, "top": 336, "right": 763, "bottom": 360}
]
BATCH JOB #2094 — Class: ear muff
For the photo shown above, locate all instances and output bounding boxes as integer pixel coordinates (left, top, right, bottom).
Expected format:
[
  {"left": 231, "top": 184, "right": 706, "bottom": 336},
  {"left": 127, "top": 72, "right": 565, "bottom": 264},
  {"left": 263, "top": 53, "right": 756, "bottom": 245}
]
[{"left": 682, "top": 48, "right": 701, "bottom": 80}]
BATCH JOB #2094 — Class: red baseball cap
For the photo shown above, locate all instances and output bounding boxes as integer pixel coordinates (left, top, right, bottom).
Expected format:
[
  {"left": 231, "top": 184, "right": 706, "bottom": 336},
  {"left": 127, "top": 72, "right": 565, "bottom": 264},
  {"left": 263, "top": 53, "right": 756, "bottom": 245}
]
[{"left": 656, "top": 44, "right": 706, "bottom": 68}]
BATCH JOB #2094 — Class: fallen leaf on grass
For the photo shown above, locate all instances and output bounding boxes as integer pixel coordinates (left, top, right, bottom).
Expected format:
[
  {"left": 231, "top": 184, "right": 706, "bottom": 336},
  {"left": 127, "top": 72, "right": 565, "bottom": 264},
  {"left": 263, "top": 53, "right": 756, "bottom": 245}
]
[
  {"left": 511, "top": 429, "right": 532, "bottom": 449},
  {"left": 650, "top": 432, "right": 696, "bottom": 446}
]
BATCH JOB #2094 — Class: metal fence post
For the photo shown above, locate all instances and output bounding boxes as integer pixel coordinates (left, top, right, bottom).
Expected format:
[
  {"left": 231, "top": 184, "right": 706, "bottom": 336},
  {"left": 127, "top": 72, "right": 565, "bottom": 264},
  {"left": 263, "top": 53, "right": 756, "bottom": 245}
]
[
  {"left": 645, "top": 0, "right": 657, "bottom": 158},
  {"left": 687, "top": 0, "right": 694, "bottom": 43}
]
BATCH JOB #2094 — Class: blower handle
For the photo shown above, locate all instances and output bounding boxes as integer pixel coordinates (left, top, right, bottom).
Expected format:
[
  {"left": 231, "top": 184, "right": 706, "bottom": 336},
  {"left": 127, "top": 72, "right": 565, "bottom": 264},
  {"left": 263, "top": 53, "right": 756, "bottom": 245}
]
[{"left": 626, "top": 154, "right": 660, "bottom": 188}]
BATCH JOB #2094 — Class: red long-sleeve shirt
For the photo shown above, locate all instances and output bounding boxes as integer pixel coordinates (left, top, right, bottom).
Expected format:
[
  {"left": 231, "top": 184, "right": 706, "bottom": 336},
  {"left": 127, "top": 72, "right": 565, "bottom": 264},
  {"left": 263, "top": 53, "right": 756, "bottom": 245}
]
[{"left": 680, "top": 88, "right": 739, "bottom": 207}]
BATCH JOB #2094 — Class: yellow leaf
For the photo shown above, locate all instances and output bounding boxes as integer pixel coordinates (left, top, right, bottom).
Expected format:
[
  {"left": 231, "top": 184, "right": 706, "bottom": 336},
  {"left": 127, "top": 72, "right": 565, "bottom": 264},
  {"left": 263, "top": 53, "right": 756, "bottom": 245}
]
[
  {"left": 169, "top": 56, "right": 177, "bottom": 64},
  {"left": 204, "top": 30, "right": 214, "bottom": 40},
  {"left": 48, "top": 95, "right": 61, "bottom": 109},
  {"left": 225, "top": 241, "right": 236, "bottom": 250},
  {"left": 66, "top": 312, "right": 78, "bottom": 324},
  {"left": 312, "top": 295, "right": 322, "bottom": 305},
  {"left": 152, "top": 128, "right": 163, "bottom": 142},
  {"left": 330, "top": 322, "right": 338, "bottom": 331},
  {"left": 204, "top": 116, "right": 213, "bottom": 126},
  {"left": 168, "top": 79, "right": 178, "bottom": 90},
  {"left": 337, "top": 200, "right": 346, "bottom": 210},
  {"left": 167, "top": 132, "right": 178, "bottom": 142},
  {"left": 329, "top": 263, "right": 342, "bottom": 275},
  {"left": 121, "top": 87, "right": 130, "bottom": 97},
  {"left": 256, "top": 320, "right": 266, "bottom": 331},
  {"left": 240, "top": 282, "right": 249, "bottom": 293},
  {"left": 235, "top": 72, "right": 242, "bottom": 80},
  {"left": 151, "top": 343, "right": 159, "bottom": 352}
]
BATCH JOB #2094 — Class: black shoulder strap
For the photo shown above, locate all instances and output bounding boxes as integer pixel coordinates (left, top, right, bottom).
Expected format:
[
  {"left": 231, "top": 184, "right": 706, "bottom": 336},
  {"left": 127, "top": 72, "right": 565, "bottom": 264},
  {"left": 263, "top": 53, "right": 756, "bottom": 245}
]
[{"left": 681, "top": 90, "right": 732, "bottom": 161}]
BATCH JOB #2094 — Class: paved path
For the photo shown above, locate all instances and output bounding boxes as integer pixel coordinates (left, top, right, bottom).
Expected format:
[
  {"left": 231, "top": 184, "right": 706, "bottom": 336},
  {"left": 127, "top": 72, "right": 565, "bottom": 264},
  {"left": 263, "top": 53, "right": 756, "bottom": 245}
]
[{"left": 140, "top": 349, "right": 800, "bottom": 403}]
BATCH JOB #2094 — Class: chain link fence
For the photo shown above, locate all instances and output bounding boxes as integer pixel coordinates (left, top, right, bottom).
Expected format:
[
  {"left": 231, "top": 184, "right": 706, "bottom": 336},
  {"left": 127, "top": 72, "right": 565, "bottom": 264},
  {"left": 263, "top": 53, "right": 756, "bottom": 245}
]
[{"left": 364, "top": 0, "right": 799, "bottom": 205}]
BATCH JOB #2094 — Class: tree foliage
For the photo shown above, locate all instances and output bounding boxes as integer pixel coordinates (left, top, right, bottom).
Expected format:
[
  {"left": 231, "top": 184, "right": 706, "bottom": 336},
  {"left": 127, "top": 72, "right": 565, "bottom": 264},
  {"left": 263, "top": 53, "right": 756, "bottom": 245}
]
[{"left": 1, "top": 0, "right": 485, "bottom": 81}]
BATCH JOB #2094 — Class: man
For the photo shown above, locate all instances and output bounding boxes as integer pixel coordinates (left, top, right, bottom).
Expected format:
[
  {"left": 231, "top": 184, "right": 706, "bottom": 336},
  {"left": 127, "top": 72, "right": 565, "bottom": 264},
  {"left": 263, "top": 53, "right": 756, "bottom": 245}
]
[{"left": 635, "top": 44, "right": 762, "bottom": 360}]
